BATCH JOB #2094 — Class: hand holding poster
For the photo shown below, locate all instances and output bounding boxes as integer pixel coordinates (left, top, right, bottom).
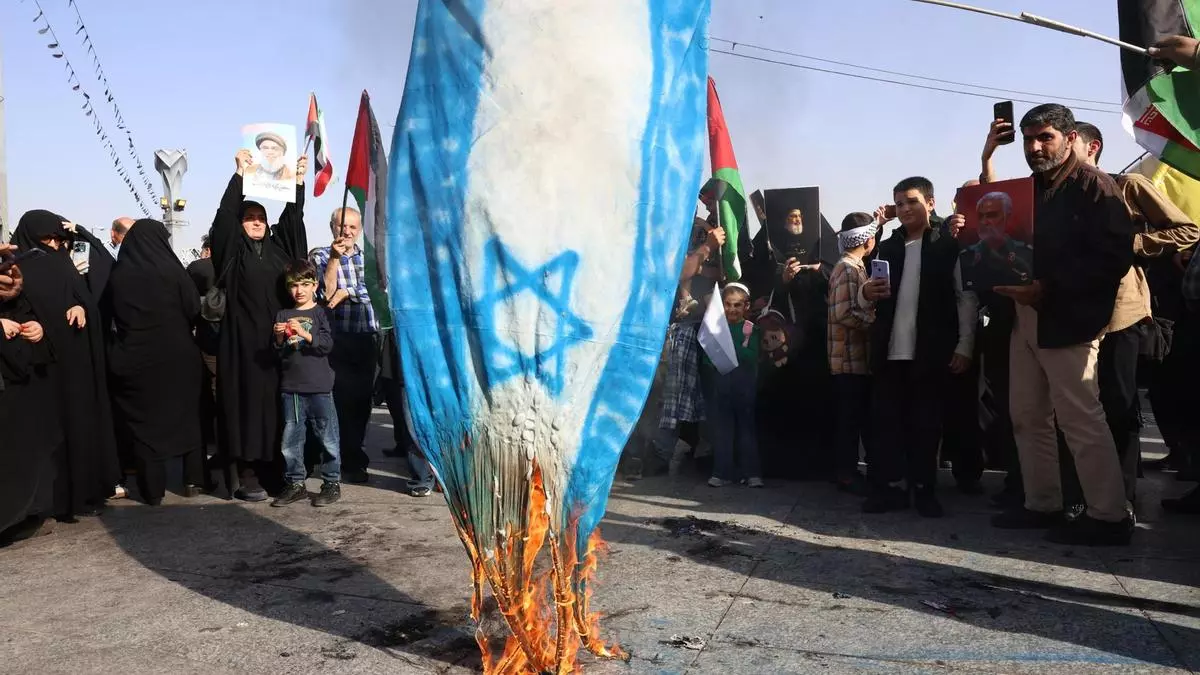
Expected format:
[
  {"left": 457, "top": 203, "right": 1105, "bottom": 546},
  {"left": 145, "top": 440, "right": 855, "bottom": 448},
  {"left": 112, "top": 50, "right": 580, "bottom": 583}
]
[
  {"left": 241, "top": 123, "right": 298, "bottom": 203},
  {"left": 953, "top": 177, "right": 1035, "bottom": 292}
]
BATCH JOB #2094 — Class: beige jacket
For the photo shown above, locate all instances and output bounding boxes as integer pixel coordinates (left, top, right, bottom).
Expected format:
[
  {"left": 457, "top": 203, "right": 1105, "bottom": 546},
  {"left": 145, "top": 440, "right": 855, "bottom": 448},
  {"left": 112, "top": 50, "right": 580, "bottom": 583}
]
[{"left": 1107, "top": 173, "right": 1200, "bottom": 333}]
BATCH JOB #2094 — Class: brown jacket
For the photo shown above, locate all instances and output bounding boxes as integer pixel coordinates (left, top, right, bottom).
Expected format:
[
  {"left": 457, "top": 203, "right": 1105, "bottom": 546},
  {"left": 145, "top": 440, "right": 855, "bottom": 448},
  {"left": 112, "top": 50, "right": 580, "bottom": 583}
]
[{"left": 1107, "top": 173, "right": 1200, "bottom": 333}]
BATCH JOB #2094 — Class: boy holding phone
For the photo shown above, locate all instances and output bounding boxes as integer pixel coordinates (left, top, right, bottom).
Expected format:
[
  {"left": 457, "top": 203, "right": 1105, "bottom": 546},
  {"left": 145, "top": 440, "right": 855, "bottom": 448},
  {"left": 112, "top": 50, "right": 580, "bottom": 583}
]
[{"left": 862, "top": 177, "right": 978, "bottom": 518}]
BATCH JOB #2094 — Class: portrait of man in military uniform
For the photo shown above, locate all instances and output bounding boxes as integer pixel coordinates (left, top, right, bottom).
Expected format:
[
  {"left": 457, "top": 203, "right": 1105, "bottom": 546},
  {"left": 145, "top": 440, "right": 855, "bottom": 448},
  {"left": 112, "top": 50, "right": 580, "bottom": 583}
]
[{"left": 959, "top": 191, "right": 1034, "bottom": 293}]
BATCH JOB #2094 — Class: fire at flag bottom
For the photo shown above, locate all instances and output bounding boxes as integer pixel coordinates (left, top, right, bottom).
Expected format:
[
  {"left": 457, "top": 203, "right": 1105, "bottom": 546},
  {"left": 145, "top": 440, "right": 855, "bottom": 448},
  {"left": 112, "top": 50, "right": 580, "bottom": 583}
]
[{"left": 385, "top": 0, "right": 711, "bottom": 672}]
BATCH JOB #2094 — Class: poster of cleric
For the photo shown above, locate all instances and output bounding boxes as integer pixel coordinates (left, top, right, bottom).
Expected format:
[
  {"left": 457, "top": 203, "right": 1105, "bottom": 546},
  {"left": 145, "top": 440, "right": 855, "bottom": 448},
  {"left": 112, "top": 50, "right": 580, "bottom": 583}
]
[
  {"left": 954, "top": 177, "right": 1034, "bottom": 292},
  {"left": 240, "top": 122, "right": 298, "bottom": 203}
]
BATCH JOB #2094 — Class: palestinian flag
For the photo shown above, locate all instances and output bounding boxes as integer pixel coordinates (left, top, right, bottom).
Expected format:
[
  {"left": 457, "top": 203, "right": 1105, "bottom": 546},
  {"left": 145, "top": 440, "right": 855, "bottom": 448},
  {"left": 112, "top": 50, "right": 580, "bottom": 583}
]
[
  {"left": 306, "top": 93, "right": 334, "bottom": 197},
  {"left": 705, "top": 76, "right": 748, "bottom": 282},
  {"left": 345, "top": 90, "right": 392, "bottom": 328},
  {"left": 1120, "top": 0, "right": 1200, "bottom": 180}
]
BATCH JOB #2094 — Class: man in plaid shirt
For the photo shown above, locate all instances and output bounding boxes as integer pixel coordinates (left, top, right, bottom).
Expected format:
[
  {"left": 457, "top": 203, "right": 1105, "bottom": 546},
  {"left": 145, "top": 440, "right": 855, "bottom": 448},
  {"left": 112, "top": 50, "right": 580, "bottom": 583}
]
[{"left": 311, "top": 207, "right": 379, "bottom": 483}]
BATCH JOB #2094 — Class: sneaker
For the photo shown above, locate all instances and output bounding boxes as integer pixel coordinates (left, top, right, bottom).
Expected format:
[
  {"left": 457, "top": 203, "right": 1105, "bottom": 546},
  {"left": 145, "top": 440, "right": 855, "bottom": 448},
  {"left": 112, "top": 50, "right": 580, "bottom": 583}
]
[
  {"left": 707, "top": 477, "right": 731, "bottom": 488},
  {"left": 270, "top": 483, "right": 307, "bottom": 507},
  {"left": 913, "top": 490, "right": 944, "bottom": 518},
  {"left": 746, "top": 477, "right": 765, "bottom": 488},
  {"left": 1162, "top": 486, "right": 1200, "bottom": 514},
  {"left": 343, "top": 469, "right": 370, "bottom": 484},
  {"left": 862, "top": 486, "right": 908, "bottom": 514},
  {"left": 234, "top": 487, "right": 268, "bottom": 503},
  {"left": 183, "top": 484, "right": 203, "bottom": 499},
  {"left": 311, "top": 482, "right": 341, "bottom": 507},
  {"left": 409, "top": 484, "right": 433, "bottom": 497},
  {"left": 991, "top": 507, "right": 1063, "bottom": 530},
  {"left": 1045, "top": 514, "right": 1133, "bottom": 546}
]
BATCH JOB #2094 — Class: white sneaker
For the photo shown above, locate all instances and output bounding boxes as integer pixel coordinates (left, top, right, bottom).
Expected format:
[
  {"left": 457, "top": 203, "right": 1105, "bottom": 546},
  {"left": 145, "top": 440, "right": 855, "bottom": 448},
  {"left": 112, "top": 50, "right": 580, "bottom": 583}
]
[
  {"left": 708, "top": 477, "right": 730, "bottom": 488},
  {"left": 747, "top": 477, "right": 765, "bottom": 488}
]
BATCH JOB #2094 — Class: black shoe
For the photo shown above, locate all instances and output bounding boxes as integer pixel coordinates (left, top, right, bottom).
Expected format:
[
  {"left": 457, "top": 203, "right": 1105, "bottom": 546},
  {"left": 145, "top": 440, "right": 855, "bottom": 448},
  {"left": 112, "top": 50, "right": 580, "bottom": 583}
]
[
  {"left": 862, "top": 486, "right": 909, "bottom": 514},
  {"left": 957, "top": 480, "right": 984, "bottom": 496},
  {"left": 270, "top": 483, "right": 307, "bottom": 507},
  {"left": 991, "top": 507, "right": 1063, "bottom": 530},
  {"left": 234, "top": 487, "right": 268, "bottom": 503},
  {"left": 1162, "top": 487, "right": 1200, "bottom": 514},
  {"left": 183, "top": 485, "right": 203, "bottom": 498},
  {"left": 1045, "top": 514, "right": 1133, "bottom": 546},
  {"left": 343, "top": 469, "right": 370, "bottom": 484},
  {"left": 311, "top": 482, "right": 341, "bottom": 507},
  {"left": 1063, "top": 502, "right": 1087, "bottom": 522},
  {"left": 913, "top": 490, "right": 944, "bottom": 518}
]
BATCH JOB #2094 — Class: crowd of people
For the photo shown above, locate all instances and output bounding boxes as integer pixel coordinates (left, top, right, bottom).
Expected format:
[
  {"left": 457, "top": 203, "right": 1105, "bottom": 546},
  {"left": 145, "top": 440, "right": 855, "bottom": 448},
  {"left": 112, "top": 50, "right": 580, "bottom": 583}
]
[
  {"left": 647, "top": 102, "right": 1200, "bottom": 547},
  {"left": 4, "top": 94, "right": 1200, "bottom": 552},
  {"left": 0, "top": 150, "right": 436, "bottom": 546}
]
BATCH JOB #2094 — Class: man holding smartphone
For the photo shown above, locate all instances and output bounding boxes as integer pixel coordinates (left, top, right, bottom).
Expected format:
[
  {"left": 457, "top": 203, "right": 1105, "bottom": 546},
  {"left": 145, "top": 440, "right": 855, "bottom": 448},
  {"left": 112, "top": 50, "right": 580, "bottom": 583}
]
[{"left": 860, "top": 177, "right": 977, "bottom": 518}]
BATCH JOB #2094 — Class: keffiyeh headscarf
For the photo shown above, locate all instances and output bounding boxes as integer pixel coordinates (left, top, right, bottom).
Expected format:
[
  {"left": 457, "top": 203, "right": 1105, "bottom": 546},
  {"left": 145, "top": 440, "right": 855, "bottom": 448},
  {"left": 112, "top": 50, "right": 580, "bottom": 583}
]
[{"left": 837, "top": 212, "right": 878, "bottom": 254}]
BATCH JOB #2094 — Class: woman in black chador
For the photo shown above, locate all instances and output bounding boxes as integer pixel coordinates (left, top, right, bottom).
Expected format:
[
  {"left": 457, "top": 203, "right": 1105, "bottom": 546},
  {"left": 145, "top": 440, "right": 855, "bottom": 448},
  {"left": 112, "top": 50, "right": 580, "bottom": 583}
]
[
  {"left": 104, "top": 219, "right": 206, "bottom": 505},
  {"left": 210, "top": 150, "right": 308, "bottom": 500},
  {"left": 10, "top": 210, "right": 120, "bottom": 519}
]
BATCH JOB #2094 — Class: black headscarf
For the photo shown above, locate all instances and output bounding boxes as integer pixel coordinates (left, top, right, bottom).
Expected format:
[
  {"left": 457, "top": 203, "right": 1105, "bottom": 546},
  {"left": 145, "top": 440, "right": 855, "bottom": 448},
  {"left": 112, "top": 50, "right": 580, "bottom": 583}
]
[
  {"left": 107, "top": 219, "right": 199, "bottom": 337},
  {"left": 116, "top": 219, "right": 187, "bottom": 279},
  {"left": 10, "top": 210, "right": 95, "bottom": 324},
  {"left": 239, "top": 200, "right": 267, "bottom": 256},
  {"left": 11, "top": 209, "right": 68, "bottom": 253}
]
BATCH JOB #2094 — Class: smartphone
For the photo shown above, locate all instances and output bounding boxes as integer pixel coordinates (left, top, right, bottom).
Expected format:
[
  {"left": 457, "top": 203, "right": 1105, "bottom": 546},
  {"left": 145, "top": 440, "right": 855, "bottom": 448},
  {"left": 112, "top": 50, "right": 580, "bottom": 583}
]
[
  {"left": 884, "top": 205, "right": 897, "bottom": 220},
  {"left": 71, "top": 240, "right": 91, "bottom": 268},
  {"left": 993, "top": 101, "right": 1015, "bottom": 145},
  {"left": 0, "top": 247, "right": 46, "bottom": 274},
  {"left": 870, "top": 259, "right": 890, "bottom": 283}
]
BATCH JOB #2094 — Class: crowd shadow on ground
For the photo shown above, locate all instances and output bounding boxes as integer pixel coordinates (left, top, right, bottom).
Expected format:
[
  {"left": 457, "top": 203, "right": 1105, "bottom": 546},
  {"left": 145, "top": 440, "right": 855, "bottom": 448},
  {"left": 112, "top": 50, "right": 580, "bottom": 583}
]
[
  {"left": 100, "top": 500, "right": 483, "bottom": 671},
  {"left": 599, "top": 471, "right": 1200, "bottom": 670}
]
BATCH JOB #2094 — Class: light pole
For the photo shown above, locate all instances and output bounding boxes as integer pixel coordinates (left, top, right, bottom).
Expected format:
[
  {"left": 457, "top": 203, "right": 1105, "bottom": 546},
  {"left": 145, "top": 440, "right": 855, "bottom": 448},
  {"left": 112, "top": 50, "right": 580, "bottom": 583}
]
[{"left": 154, "top": 149, "right": 188, "bottom": 246}]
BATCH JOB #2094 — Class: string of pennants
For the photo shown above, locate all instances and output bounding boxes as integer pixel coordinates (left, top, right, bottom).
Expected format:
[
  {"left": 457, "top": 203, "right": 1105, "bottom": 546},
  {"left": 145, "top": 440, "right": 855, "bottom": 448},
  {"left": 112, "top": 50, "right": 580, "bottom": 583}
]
[
  {"left": 66, "top": 0, "right": 160, "bottom": 205},
  {"left": 27, "top": 0, "right": 152, "bottom": 216}
]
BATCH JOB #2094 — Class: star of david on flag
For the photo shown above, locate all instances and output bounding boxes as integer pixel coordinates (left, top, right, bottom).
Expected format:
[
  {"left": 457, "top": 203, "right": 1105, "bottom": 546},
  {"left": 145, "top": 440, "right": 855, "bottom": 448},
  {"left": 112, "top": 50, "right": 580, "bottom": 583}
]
[{"left": 474, "top": 237, "right": 593, "bottom": 397}]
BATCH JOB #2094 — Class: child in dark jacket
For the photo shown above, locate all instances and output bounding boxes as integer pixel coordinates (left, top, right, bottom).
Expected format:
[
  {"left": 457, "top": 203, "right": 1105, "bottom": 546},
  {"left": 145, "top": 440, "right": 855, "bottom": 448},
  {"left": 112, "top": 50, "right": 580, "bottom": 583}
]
[{"left": 272, "top": 260, "right": 340, "bottom": 507}]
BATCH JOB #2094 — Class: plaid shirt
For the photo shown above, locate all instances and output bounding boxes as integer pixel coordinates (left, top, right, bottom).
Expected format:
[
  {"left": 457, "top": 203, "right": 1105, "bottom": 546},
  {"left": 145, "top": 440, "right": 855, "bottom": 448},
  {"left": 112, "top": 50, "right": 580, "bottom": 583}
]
[
  {"left": 826, "top": 255, "right": 875, "bottom": 375},
  {"left": 311, "top": 245, "right": 379, "bottom": 334}
]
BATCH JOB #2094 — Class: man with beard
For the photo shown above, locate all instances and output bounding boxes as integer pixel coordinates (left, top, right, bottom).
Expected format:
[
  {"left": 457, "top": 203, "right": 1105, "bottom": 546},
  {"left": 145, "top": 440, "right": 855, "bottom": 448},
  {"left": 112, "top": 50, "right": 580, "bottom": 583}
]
[
  {"left": 959, "top": 192, "right": 1033, "bottom": 293},
  {"left": 245, "top": 132, "right": 296, "bottom": 184},
  {"left": 991, "top": 104, "right": 1135, "bottom": 545}
]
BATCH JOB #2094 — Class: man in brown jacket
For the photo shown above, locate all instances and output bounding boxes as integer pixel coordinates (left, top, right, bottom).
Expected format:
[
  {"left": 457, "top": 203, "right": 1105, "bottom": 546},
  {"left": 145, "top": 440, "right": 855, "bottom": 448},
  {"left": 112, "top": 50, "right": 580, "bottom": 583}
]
[{"left": 1072, "top": 122, "right": 1199, "bottom": 508}]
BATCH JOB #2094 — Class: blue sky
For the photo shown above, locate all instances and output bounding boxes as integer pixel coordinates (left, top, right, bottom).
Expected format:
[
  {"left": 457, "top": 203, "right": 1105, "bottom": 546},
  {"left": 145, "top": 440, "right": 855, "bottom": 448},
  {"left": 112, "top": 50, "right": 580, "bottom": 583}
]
[{"left": 1, "top": 0, "right": 1138, "bottom": 251}]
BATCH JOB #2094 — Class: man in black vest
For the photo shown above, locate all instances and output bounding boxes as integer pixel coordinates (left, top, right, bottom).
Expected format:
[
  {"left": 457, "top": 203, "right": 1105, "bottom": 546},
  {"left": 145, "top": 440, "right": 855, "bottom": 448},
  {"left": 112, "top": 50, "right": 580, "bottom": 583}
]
[
  {"left": 862, "top": 177, "right": 977, "bottom": 518},
  {"left": 992, "top": 104, "right": 1135, "bottom": 545}
]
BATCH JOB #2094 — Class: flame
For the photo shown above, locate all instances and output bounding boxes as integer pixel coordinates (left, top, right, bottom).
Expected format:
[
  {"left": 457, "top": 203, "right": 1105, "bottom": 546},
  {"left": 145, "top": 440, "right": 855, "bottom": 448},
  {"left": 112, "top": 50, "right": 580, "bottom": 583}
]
[{"left": 448, "top": 462, "right": 624, "bottom": 673}]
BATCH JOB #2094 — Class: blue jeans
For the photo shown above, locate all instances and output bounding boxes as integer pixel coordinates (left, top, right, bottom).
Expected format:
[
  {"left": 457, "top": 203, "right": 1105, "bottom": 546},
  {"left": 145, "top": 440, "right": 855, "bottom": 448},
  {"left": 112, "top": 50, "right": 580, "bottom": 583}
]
[
  {"left": 281, "top": 392, "right": 341, "bottom": 484},
  {"left": 701, "top": 366, "right": 761, "bottom": 481}
]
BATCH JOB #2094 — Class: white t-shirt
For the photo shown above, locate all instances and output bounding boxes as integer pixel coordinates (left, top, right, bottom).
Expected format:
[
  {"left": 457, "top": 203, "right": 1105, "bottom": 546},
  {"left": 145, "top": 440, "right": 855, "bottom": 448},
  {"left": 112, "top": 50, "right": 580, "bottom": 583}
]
[{"left": 888, "top": 238, "right": 923, "bottom": 360}]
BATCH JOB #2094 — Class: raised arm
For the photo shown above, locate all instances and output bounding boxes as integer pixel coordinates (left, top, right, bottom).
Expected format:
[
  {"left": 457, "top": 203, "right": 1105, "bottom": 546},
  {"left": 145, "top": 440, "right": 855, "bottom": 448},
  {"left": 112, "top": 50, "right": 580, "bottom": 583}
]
[
  {"left": 273, "top": 156, "right": 309, "bottom": 259},
  {"left": 211, "top": 150, "right": 253, "bottom": 277}
]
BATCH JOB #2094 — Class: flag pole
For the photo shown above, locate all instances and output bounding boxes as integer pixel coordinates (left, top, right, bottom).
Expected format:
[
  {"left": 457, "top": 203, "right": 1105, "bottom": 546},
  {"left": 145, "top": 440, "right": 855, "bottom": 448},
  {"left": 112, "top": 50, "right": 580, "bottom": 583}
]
[{"left": 909, "top": 0, "right": 1148, "bottom": 54}]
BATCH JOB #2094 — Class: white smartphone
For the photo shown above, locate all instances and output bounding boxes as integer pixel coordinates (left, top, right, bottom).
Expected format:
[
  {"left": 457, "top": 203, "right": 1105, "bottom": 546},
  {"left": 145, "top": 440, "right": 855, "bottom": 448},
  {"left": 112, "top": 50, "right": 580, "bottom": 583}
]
[
  {"left": 870, "top": 258, "right": 890, "bottom": 283},
  {"left": 71, "top": 241, "right": 91, "bottom": 269}
]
